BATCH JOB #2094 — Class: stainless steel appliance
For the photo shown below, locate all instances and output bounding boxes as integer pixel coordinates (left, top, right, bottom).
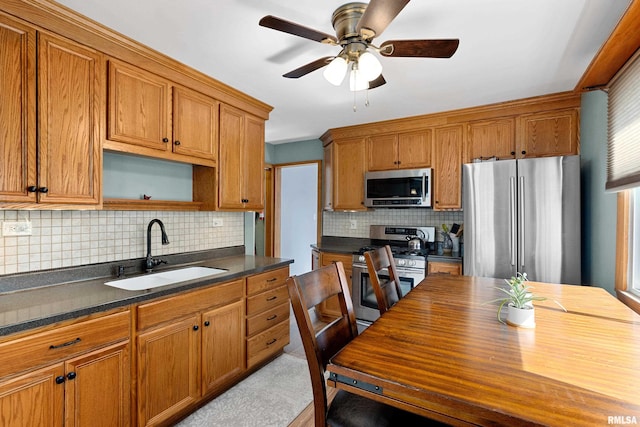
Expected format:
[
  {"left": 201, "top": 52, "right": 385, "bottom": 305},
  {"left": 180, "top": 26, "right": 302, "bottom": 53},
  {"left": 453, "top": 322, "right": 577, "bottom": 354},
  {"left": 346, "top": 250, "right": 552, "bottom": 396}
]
[
  {"left": 462, "top": 155, "right": 581, "bottom": 284},
  {"left": 352, "top": 225, "right": 435, "bottom": 324},
  {"left": 364, "top": 168, "right": 432, "bottom": 208}
]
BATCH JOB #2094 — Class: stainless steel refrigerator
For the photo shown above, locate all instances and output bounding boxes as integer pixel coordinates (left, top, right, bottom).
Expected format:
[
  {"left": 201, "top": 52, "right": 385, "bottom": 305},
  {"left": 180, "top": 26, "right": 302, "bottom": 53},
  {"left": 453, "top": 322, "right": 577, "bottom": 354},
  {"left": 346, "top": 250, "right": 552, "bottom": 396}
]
[{"left": 462, "top": 155, "right": 581, "bottom": 285}]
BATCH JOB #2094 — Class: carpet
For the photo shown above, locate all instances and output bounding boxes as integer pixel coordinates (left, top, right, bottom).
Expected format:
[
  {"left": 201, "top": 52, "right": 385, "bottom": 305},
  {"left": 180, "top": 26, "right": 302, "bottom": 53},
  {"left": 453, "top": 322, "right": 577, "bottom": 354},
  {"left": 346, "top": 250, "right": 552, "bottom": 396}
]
[{"left": 175, "top": 353, "right": 312, "bottom": 427}]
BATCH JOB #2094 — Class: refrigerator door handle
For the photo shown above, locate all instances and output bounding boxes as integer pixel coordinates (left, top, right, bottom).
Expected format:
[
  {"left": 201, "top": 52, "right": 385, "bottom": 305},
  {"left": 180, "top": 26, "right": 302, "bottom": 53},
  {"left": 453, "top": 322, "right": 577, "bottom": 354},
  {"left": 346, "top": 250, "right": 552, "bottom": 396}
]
[
  {"left": 518, "top": 176, "right": 525, "bottom": 271},
  {"left": 510, "top": 177, "right": 517, "bottom": 267}
]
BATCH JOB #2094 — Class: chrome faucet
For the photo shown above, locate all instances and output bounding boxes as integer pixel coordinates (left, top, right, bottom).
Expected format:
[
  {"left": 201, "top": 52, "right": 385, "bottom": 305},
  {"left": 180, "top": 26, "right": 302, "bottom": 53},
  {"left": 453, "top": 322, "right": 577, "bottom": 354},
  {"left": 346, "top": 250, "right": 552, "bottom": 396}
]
[{"left": 146, "top": 219, "right": 170, "bottom": 273}]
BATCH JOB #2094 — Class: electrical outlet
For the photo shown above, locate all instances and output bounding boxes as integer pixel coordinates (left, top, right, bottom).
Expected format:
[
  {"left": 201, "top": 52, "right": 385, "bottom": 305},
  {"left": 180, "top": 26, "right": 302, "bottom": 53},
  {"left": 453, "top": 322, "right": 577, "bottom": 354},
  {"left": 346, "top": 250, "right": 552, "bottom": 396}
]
[
  {"left": 212, "top": 218, "right": 224, "bottom": 227},
  {"left": 349, "top": 220, "right": 358, "bottom": 230},
  {"left": 2, "top": 220, "right": 32, "bottom": 236}
]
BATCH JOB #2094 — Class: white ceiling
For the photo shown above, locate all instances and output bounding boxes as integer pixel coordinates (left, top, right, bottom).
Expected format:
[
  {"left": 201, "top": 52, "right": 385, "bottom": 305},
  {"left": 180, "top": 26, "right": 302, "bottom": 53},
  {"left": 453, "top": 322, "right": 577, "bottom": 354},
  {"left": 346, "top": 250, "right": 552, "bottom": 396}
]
[{"left": 55, "top": 0, "right": 630, "bottom": 144}]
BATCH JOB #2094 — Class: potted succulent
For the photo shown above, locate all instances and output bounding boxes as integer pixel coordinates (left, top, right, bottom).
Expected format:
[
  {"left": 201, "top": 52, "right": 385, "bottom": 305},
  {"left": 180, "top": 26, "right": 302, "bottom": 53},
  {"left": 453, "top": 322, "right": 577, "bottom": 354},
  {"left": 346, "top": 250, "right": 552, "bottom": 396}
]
[{"left": 489, "top": 272, "right": 566, "bottom": 328}]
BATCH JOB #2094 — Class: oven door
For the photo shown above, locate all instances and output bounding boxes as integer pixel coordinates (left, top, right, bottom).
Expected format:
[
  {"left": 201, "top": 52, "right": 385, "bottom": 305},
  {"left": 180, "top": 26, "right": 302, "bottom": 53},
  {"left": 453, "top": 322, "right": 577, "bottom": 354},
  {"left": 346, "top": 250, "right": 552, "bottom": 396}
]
[{"left": 352, "top": 264, "right": 424, "bottom": 323}]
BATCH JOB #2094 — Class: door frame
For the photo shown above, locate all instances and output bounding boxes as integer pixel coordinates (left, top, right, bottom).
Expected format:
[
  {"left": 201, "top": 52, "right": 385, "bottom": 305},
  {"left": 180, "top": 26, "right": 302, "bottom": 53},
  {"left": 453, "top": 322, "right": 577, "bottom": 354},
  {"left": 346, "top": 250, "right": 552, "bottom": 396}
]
[{"left": 270, "top": 161, "right": 322, "bottom": 257}]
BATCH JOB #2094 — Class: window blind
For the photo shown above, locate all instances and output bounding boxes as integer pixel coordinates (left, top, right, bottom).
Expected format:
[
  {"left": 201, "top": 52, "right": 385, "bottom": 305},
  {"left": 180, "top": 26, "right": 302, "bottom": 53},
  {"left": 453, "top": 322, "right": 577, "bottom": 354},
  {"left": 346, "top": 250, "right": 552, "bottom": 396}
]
[{"left": 607, "top": 51, "right": 640, "bottom": 192}]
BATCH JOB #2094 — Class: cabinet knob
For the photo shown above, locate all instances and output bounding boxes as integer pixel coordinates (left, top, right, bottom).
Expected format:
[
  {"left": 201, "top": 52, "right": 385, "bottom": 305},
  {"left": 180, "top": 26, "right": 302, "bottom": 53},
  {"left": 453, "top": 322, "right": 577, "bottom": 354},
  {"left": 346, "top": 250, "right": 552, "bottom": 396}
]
[
  {"left": 55, "top": 376, "right": 66, "bottom": 384},
  {"left": 27, "top": 186, "right": 38, "bottom": 193},
  {"left": 162, "top": 137, "right": 169, "bottom": 143},
  {"left": 511, "top": 151, "right": 516, "bottom": 156},
  {"left": 521, "top": 150, "right": 526, "bottom": 155},
  {"left": 66, "top": 372, "right": 77, "bottom": 381},
  {"left": 193, "top": 325, "right": 199, "bottom": 331},
  {"left": 39, "top": 187, "right": 48, "bottom": 194},
  {"left": 174, "top": 140, "right": 181, "bottom": 146},
  {"left": 204, "top": 321, "right": 210, "bottom": 327}
]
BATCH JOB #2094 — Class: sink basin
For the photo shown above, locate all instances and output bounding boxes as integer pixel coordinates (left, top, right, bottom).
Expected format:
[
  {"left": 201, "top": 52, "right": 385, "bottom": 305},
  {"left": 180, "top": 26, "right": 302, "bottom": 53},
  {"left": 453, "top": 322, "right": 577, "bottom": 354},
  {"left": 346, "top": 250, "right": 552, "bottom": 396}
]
[{"left": 104, "top": 266, "right": 227, "bottom": 291}]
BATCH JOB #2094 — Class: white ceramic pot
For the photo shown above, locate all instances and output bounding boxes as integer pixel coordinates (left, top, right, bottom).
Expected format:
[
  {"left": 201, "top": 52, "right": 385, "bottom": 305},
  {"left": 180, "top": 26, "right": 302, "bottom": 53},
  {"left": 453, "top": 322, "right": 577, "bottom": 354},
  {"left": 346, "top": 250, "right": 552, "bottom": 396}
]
[{"left": 506, "top": 304, "right": 536, "bottom": 328}]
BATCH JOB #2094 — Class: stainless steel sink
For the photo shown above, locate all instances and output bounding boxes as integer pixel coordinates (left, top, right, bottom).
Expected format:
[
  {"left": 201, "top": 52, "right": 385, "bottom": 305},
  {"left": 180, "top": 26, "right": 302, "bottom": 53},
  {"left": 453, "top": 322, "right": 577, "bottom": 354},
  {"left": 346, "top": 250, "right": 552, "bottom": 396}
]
[{"left": 104, "top": 266, "right": 227, "bottom": 291}]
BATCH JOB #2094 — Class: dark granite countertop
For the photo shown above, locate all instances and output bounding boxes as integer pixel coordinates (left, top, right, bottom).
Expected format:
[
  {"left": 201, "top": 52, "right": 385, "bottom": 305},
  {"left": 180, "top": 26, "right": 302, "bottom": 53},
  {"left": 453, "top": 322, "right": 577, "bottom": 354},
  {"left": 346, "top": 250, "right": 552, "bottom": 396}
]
[
  {"left": 311, "top": 236, "right": 463, "bottom": 262},
  {"left": 0, "top": 249, "right": 293, "bottom": 336}
]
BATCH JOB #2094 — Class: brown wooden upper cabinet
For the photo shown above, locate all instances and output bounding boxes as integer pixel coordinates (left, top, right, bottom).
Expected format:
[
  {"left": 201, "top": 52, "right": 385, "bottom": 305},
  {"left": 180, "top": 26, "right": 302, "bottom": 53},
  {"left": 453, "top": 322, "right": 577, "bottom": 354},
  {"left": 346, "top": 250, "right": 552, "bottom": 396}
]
[
  {"left": 433, "top": 124, "right": 463, "bottom": 210},
  {"left": 367, "top": 130, "right": 432, "bottom": 171},
  {"left": 517, "top": 108, "right": 579, "bottom": 158},
  {"left": 330, "top": 137, "right": 367, "bottom": 211},
  {"left": 218, "top": 104, "right": 265, "bottom": 210},
  {"left": 107, "top": 59, "right": 218, "bottom": 166},
  {"left": 467, "top": 118, "right": 516, "bottom": 161},
  {"left": 0, "top": 13, "right": 101, "bottom": 206}
]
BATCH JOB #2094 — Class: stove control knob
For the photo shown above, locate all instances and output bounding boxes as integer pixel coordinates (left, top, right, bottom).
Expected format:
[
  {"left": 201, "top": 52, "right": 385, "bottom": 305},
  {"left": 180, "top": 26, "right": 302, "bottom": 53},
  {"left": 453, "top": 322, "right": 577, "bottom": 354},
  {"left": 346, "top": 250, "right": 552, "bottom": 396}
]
[
  {"left": 397, "top": 259, "right": 406, "bottom": 266},
  {"left": 408, "top": 260, "right": 416, "bottom": 267},
  {"left": 358, "top": 255, "right": 365, "bottom": 263}
]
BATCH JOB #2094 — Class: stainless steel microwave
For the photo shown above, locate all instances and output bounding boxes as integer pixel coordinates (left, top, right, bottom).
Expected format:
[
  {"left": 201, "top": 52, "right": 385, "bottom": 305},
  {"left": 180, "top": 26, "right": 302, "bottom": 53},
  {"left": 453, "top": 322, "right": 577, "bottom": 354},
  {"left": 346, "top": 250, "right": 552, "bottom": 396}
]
[{"left": 364, "top": 168, "right": 432, "bottom": 208}]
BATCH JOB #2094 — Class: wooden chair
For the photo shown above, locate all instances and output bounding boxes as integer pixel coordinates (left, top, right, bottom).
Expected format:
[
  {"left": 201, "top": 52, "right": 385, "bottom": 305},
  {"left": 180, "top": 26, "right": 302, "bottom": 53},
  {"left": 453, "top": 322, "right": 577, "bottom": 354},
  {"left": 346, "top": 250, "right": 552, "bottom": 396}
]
[
  {"left": 364, "top": 245, "right": 403, "bottom": 315},
  {"left": 286, "top": 262, "right": 428, "bottom": 427}
]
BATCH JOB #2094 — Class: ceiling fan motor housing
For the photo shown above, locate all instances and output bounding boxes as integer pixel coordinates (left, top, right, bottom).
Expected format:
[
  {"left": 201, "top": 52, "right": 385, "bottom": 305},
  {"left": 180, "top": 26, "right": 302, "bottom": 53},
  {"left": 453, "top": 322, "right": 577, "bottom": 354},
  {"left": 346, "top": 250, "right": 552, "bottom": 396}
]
[{"left": 332, "top": 3, "right": 367, "bottom": 41}]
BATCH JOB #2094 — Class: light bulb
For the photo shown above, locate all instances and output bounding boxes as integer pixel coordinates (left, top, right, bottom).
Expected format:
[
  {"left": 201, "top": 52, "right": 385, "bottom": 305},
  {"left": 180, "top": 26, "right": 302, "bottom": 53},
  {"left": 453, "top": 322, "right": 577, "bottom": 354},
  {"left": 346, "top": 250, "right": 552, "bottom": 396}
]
[
  {"left": 349, "top": 68, "right": 369, "bottom": 91},
  {"left": 358, "top": 51, "right": 382, "bottom": 82},
  {"left": 323, "top": 57, "right": 348, "bottom": 86}
]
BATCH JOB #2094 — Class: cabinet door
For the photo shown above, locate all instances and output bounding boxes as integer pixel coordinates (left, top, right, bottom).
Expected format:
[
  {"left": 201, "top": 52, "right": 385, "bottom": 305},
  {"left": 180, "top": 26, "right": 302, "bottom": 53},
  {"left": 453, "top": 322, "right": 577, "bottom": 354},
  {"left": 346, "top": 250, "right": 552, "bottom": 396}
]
[
  {"left": 0, "top": 13, "right": 36, "bottom": 203},
  {"left": 333, "top": 138, "right": 367, "bottom": 211},
  {"left": 218, "top": 104, "right": 244, "bottom": 209},
  {"left": 323, "top": 144, "right": 333, "bottom": 210},
  {"left": 108, "top": 59, "right": 171, "bottom": 150},
  {"left": 317, "top": 252, "right": 353, "bottom": 319},
  {"left": 518, "top": 109, "right": 579, "bottom": 158},
  {"left": 201, "top": 300, "right": 245, "bottom": 394},
  {"left": 38, "top": 32, "right": 102, "bottom": 205},
  {"left": 468, "top": 119, "right": 515, "bottom": 161},
  {"left": 397, "top": 130, "right": 432, "bottom": 169},
  {"left": 137, "top": 316, "right": 200, "bottom": 427},
  {"left": 242, "top": 114, "right": 265, "bottom": 210},
  {"left": 433, "top": 125, "right": 463, "bottom": 210},
  {"left": 64, "top": 341, "right": 130, "bottom": 427},
  {"left": 172, "top": 86, "right": 218, "bottom": 161},
  {"left": 367, "top": 134, "right": 398, "bottom": 171},
  {"left": 0, "top": 364, "right": 64, "bottom": 427}
]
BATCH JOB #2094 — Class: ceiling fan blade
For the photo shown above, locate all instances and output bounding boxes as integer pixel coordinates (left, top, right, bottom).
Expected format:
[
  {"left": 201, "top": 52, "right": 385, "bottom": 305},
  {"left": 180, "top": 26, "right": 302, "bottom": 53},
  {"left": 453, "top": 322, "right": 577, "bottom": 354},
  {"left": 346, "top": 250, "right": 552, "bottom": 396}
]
[
  {"left": 379, "top": 39, "right": 460, "bottom": 58},
  {"left": 283, "top": 57, "right": 333, "bottom": 78},
  {"left": 356, "top": 0, "right": 410, "bottom": 39},
  {"left": 368, "top": 74, "right": 386, "bottom": 89},
  {"left": 259, "top": 15, "right": 338, "bottom": 44}
]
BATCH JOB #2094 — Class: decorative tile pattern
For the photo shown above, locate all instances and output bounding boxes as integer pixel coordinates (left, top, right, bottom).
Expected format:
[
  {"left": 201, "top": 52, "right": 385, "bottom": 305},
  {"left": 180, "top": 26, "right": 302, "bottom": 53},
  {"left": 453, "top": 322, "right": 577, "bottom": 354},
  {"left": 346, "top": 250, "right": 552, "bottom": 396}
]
[{"left": 0, "top": 210, "right": 244, "bottom": 276}]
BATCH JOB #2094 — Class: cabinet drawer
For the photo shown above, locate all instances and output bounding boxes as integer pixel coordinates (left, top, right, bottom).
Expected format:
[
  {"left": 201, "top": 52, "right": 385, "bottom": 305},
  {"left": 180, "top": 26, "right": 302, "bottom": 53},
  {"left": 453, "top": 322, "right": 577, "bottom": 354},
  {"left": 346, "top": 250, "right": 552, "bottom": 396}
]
[
  {"left": 246, "top": 267, "right": 289, "bottom": 297},
  {"left": 137, "top": 279, "right": 243, "bottom": 331},
  {"left": 246, "top": 285, "right": 288, "bottom": 316},
  {"left": 0, "top": 311, "right": 129, "bottom": 379},
  {"left": 246, "top": 320, "right": 289, "bottom": 369},
  {"left": 246, "top": 302, "right": 289, "bottom": 337}
]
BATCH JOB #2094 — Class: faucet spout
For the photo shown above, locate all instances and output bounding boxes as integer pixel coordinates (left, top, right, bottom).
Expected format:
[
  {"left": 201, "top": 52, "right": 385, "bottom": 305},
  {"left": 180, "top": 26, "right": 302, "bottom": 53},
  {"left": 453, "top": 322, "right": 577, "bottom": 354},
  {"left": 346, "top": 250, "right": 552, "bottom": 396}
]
[{"left": 146, "top": 219, "right": 170, "bottom": 272}]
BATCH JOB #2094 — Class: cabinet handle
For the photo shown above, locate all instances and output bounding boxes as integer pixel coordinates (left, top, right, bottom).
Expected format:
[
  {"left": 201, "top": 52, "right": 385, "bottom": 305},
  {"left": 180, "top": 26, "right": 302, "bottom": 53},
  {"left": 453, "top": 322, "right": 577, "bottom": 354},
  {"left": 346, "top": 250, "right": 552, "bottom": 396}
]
[
  {"left": 266, "top": 296, "right": 277, "bottom": 301},
  {"left": 266, "top": 338, "right": 277, "bottom": 345},
  {"left": 49, "top": 337, "right": 81, "bottom": 350},
  {"left": 193, "top": 325, "right": 199, "bottom": 331},
  {"left": 66, "top": 372, "right": 77, "bottom": 381},
  {"left": 204, "top": 321, "right": 210, "bottom": 327},
  {"left": 511, "top": 151, "right": 515, "bottom": 156},
  {"left": 162, "top": 137, "right": 169, "bottom": 143},
  {"left": 266, "top": 278, "right": 277, "bottom": 282},
  {"left": 39, "top": 187, "right": 48, "bottom": 193},
  {"left": 55, "top": 376, "right": 66, "bottom": 384},
  {"left": 267, "top": 314, "right": 277, "bottom": 321},
  {"left": 174, "top": 140, "right": 181, "bottom": 146},
  {"left": 27, "top": 186, "right": 38, "bottom": 193},
  {"left": 521, "top": 150, "right": 526, "bottom": 155}
]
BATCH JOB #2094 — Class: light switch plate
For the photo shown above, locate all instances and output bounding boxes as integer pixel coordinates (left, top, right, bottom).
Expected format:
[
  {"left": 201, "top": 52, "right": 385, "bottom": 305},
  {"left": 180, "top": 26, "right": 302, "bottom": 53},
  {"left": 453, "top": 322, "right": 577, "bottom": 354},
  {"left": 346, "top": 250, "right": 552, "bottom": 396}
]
[{"left": 212, "top": 218, "right": 224, "bottom": 227}]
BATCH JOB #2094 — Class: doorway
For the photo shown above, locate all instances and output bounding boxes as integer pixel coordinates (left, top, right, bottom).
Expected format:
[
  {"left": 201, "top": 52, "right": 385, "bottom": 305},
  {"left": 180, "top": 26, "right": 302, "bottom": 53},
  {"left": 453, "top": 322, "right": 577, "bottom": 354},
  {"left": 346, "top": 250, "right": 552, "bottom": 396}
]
[{"left": 273, "top": 161, "right": 321, "bottom": 276}]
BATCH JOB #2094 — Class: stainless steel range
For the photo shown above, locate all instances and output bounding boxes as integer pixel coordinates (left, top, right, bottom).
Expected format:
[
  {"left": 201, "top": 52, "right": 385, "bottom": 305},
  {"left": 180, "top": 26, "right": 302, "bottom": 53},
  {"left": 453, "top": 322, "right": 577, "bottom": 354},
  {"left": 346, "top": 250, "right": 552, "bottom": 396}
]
[{"left": 352, "top": 225, "right": 435, "bottom": 325}]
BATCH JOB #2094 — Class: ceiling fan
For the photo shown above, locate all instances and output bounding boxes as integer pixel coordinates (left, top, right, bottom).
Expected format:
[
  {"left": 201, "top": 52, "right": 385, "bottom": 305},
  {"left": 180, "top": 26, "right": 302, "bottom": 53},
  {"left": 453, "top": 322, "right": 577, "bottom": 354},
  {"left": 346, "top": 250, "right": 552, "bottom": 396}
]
[{"left": 259, "top": 0, "right": 459, "bottom": 91}]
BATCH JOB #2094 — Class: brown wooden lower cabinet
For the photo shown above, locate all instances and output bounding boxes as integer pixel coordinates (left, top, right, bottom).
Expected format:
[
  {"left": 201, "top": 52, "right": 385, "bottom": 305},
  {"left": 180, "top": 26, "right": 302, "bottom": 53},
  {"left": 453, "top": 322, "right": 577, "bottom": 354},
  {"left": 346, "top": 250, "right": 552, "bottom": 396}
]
[
  {"left": 316, "top": 252, "right": 353, "bottom": 319},
  {"left": 428, "top": 260, "right": 462, "bottom": 275},
  {"left": 0, "top": 311, "right": 130, "bottom": 427}
]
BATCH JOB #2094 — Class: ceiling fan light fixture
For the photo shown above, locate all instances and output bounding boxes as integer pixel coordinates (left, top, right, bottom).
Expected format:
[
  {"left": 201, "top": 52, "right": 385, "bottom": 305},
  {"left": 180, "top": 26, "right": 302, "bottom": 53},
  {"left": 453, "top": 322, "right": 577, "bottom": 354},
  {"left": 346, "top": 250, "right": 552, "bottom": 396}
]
[
  {"left": 323, "top": 56, "right": 348, "bottom": 86},
  {"left": 349, "top": 68, "right": 369, "bottom": 92},
  {"left": 358, "top": 50, "right": 382, "bottom": 81}
]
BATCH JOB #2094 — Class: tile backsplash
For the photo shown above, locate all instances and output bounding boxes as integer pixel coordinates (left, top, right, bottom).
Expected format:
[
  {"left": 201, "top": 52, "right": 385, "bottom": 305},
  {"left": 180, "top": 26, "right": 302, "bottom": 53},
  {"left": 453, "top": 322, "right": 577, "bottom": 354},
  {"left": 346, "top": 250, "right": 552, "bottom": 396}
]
[
  {"left": 323, "top": 210, "right": 464, "bottom": 239},
  {"left": 0, "top": 210, "right": 244, "bottom": 276}
]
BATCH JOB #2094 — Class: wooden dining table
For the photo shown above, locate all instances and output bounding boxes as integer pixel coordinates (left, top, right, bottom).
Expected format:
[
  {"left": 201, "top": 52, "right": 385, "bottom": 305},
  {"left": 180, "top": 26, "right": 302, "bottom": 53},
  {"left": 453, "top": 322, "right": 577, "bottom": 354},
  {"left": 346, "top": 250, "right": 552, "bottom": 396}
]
[{"left": 326, "top": 275, "right": 640, "bottom": 426}]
